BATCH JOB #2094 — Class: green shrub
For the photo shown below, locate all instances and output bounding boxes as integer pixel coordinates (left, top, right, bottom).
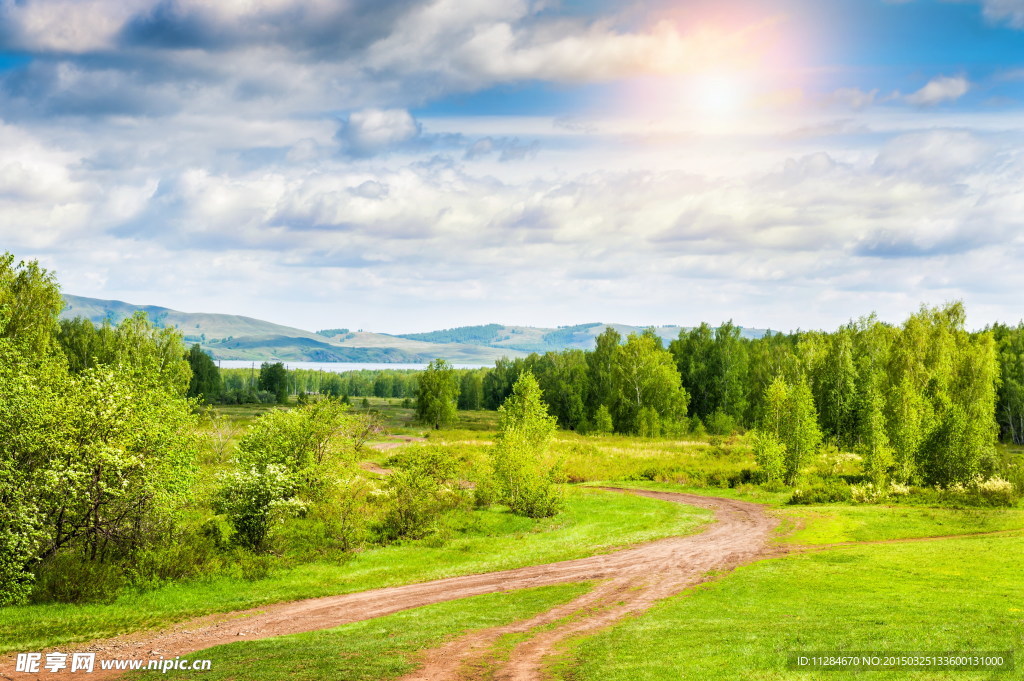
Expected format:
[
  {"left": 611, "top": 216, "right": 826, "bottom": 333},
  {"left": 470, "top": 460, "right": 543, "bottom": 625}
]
[
  {"left": 788, "top": 479, "right": 853, "bottom": 505},
  {"left": 215, "top": 465, "right": 306, "bottom": 552}
]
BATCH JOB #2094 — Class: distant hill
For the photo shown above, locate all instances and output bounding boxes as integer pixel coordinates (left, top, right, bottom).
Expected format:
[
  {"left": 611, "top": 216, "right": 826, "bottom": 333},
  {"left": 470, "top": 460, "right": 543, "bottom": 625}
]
[
  {"left": 60, "top": 294, "right": 772, "bottom": 364},
  {"left": 397, "top": 322, "right": 769, "bottom": 353}
]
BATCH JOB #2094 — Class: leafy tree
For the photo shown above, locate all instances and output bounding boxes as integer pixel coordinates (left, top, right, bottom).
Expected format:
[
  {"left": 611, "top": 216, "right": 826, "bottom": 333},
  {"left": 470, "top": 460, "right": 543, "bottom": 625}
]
[
  {"left": 489, "top": 372, "right": 561, "bottom": 517},
  {"left": 0, "top": 253, "right": 64, "bottom": 358},
  {"left": 458, "top": 370, "right": 485, "bottom": 410},
  {"left": 857, "top": 384, "right": 893, "bottom": 484},
  {"left": 784, "top": 378, "right": 822, "bottom": 484},
  {"left": 186, "top": 344, "right": 221, "bottom": 402},
  {"left": 671, "top": 323, "right": 714, "bottom": 420},
  {"left": 751, "top": 429, "right": 785, "bottom": 483},
  {"left": 483, "top": 357, "right": 521, "bottom": 410},
  {"left": 235, "top": 399, "right": 356, "bottom": 494},
  {"left": 815, "top": 328, "right": 858, "bottom": 445},
  {"left": 613, "top": 332, "right": 688, "bottom": 434},
  {"left": 711, "top": 321, "right": 749, "bottom": 424},
  {"left": 534, "top": 350, "right": 589, "bottom": 430},
  {"left": 993, "top": 323, "right": 1024, "bottom": 444},
  {"left": 416, "top": 359, "right": 460, "bottom": 429},
  {"left": 259, "top": 362, "right": 289, "bottom": 403},
  {"left": 586, "top": 327, "right": 621, "bottom": 418},
  {"left": 592, "top": 404, "right": 614, "bottom": 434}
]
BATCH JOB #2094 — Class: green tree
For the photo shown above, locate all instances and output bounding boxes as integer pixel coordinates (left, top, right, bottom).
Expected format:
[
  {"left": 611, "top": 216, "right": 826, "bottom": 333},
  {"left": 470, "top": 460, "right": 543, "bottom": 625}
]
[
  {"left": 614, "top": 332, "right": 689, "bottom": 434},
  {"left": 994, "top": 323, "right": 1024, "bottom": 444},
  {"left": 586, "top": 327, "right": 621, "bottom": 418},
  {"left": 259, "top": 362, "right": 289, "bottom": 403},
  {"left": 458, "top": 370, "right": 484, "bottom": 410},
  {"left": 815, "top": 328, "right": 858, "bottom": 446},
  {"left": 186, "top": 344, "right": 221, "bottom": 402},
  {"left": 751, "top": 429, "right": 785, "bottom": 483},
  {"left": 857, "top": 384, "right": 894, "bottom": 484},
  {"left": 235, "top": 399, "right": 356, "bottom": 494},
  {"left": 592, "top": 404, "right": 614, "bottom": 434},
  {"left": 416, "top": 359, "right": 460, "bottom": 429},
  {"left": 784, "top": 378, "right": 822, "bottom": 484},
  {"left": 489, "top": 372, "right": 562, "bottom": 517},
  {"left": 670, "top": 323, "right": 714, "bottom": 420},
  {"left": 0, "top": 253, "right": 64, "bottom": 358},
  {"left": 215, "top": 465, "right": 304, "bottom": 552}
]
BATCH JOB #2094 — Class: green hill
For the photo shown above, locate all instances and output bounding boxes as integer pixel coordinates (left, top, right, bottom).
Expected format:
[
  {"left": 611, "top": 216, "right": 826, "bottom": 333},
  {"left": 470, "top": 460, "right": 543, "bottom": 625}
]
[{"left": 60, "top": 295, "right": 771, "bottom": 364}]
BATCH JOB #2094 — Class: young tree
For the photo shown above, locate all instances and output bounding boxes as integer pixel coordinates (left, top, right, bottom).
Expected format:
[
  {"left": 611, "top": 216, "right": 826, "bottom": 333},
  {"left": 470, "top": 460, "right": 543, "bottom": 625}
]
[
  {"left": 416, "top": 359, "right": 460, "bottom": 429},
  {"left": 751, "top": 429, "right": 786, "bottom": 483},
  {"left": 489, "top": 372, "right": 561, "bottom": 517},
  {"left": 784, "top": 378, "right": 822, "bottom": 484},
  {"left": 857, "top": 384, "right": 894, "bottom": 484}
]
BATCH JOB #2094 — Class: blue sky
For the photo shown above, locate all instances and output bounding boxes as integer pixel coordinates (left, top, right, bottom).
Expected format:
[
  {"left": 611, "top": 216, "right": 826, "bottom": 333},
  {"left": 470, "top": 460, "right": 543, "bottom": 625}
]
[{"left": 1, "top": 0, "right": 1023, "bottom": 333}]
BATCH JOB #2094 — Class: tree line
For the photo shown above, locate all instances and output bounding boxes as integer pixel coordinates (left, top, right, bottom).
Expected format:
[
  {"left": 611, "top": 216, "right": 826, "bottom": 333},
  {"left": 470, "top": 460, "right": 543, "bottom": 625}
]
[{"left": 417, "top": 304, "right": 1009, "bottom": 487}]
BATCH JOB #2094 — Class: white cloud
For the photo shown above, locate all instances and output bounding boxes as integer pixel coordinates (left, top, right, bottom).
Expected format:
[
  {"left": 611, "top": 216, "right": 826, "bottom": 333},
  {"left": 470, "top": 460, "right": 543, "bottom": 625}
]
[
  {"left": 903, "top": 75, "right": 970, "bottom": 106},
  {"left": 828, "top": 87, "right": 878, "bottom": 110},
  {"left": 979, "top": 0, "right": 1024, "bottom": 28},
  {"left": 336, "top": 109, "right": 422, "bottom": 156}
]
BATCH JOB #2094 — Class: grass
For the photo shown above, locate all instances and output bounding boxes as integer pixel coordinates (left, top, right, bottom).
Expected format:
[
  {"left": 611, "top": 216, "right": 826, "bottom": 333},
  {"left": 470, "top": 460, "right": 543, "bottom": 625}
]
[
  {"left": 554, "top": 535, "right": 1024, "bottom": 681},
  {"left": 0, "top": 487, "right": 710, "bottom": 653},
  {"left": 778, "top": 504, "right": 1024, "bottom": 544},
  {"left": 127, "top": 583, "right": 591, "bottom": 681}
]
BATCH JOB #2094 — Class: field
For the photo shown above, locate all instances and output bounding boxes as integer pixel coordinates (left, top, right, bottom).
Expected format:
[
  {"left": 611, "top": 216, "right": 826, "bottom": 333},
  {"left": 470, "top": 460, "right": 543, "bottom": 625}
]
[{"left": 3, "top": 402, "right": 1022, "bottom": 680}]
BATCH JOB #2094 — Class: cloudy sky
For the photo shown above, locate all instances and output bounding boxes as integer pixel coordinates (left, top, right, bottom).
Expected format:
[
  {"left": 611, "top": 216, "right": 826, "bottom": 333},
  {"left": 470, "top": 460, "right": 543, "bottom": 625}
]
[{"left": 2, "top": 0, "right": 1023, "bottom": 333}]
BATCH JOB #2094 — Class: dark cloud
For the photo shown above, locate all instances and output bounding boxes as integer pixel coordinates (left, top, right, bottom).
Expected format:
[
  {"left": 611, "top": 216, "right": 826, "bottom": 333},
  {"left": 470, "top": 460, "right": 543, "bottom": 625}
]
[{"left": 118, "top": 0, "right": 420, "bottom": 57}]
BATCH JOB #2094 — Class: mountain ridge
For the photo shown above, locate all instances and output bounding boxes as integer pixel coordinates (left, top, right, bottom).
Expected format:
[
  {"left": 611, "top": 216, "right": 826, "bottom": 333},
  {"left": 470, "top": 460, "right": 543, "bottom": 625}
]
[{"left": 60, "top": 294, "right": 772, "bottom": 363}]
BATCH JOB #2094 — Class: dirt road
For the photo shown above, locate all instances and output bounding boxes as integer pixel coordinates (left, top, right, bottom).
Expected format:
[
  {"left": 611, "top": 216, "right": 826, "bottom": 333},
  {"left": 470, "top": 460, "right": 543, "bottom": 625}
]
[{"left": 1, "top": 489, "right": 777, "bottom": 681}]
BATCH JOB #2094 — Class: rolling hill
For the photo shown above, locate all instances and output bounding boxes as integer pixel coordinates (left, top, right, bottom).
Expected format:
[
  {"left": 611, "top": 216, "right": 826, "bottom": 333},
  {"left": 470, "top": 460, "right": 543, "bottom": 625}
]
[{"left": 59, "top": 295, "right": 771, "bottom": 364}]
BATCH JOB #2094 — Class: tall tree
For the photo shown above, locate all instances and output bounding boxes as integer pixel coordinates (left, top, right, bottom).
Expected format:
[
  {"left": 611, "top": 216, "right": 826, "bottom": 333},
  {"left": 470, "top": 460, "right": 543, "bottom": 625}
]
[
  {"left": 586, "top": 327, "right": 621, "bottom": 419},
  {"left": 614, "top": 331, "right": 689, "bottom": 435},
  {"left": 416, "top": 359, "right": 460, "bottom": 429},
  {"left": 259, "top": 361, "right": 289, "bottom": 403},
  {"left": 186, "top": 344, "right": 221, "bottom": 402}
]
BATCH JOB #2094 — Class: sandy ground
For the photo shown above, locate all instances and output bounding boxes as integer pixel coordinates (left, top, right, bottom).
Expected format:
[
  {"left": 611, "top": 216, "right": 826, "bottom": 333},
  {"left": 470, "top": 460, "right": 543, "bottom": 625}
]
[{"left": 0, "top": 489, "right": 777, "bottom": 681}]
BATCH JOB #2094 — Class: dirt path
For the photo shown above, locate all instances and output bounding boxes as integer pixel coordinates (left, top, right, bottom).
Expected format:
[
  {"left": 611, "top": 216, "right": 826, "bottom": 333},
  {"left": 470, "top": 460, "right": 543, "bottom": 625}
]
[
  {"left": 1, "top": 489, "right": 776, "bottom": 681},
  {"left": 401, "top": 489, "right": 778, "bottom": 681}
]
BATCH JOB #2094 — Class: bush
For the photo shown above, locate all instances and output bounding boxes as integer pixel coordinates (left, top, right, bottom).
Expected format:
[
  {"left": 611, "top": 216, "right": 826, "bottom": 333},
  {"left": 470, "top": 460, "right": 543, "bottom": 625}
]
[
  {"left": 788, "top": 479, "right": 853, "bottom": 505},
  {"left": 705, "top": 409, "right": 736, "bottom": 436},
  {"left": 378, "top": 446, "right": 467, "bottom": 540},
  {"left": 215, "top": 465, "right": 306, "bottom": 552},
  {"left": 937, "top": 476, "right": 1018, "bottom": 508},
  {"left": 30, "top": 554, "right": 126, "bottom": 604}
]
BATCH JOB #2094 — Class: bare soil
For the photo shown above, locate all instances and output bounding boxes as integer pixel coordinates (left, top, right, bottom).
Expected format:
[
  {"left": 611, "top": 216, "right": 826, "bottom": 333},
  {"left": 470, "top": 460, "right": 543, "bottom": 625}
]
[{"left": 1, "top": 489, "right": 777, "bottom": 681}]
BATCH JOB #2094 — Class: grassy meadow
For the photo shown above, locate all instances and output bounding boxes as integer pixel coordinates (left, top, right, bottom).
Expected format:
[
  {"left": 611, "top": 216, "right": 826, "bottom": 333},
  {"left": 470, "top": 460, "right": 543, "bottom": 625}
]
[{"left": 4, "top": 400, "right": 1022, "bottom": 679}]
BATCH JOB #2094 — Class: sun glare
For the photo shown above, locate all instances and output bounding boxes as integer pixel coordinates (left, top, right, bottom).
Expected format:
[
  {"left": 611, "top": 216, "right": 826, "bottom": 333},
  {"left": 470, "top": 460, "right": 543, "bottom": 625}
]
[{"left": 691, "top": 72, "right": 747, "bottom": 117}]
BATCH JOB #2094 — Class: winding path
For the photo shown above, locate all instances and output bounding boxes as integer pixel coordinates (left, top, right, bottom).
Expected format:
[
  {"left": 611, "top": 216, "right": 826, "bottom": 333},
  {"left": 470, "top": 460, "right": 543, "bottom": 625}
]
[{"left": 2, "top": 488, "right": 778, "bottom": 680}]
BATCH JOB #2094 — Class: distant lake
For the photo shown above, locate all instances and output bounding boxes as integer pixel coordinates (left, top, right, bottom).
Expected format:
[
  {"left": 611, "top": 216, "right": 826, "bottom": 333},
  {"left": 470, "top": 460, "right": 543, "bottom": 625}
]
[{"left": 215, "top": 360, "right": 488, "bottom": 373}]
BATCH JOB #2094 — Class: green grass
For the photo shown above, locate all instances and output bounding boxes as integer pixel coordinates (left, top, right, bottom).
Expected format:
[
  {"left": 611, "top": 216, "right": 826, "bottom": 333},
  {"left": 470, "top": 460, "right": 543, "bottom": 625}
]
[
  {"left": 127, "top": 583, "right": 591, "bottom": 681},
  {"left": 582, "top": 480, "right": 793, "bottom": 506},
  {"left": 0, "top": 487, "right": 710, "bottom": 653},
  {"left": 777, "top": 505, "right": 1024, "bottom": 544},
  {"left": 555, "top": 535, "right": 1024, "bottom": 681}
]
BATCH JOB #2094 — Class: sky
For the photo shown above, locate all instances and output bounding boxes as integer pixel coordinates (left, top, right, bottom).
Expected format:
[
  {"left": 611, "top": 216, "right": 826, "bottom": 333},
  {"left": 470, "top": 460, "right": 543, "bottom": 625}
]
[{"left": 2, "top": 0, "right": 1024, "bottom": 334}]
